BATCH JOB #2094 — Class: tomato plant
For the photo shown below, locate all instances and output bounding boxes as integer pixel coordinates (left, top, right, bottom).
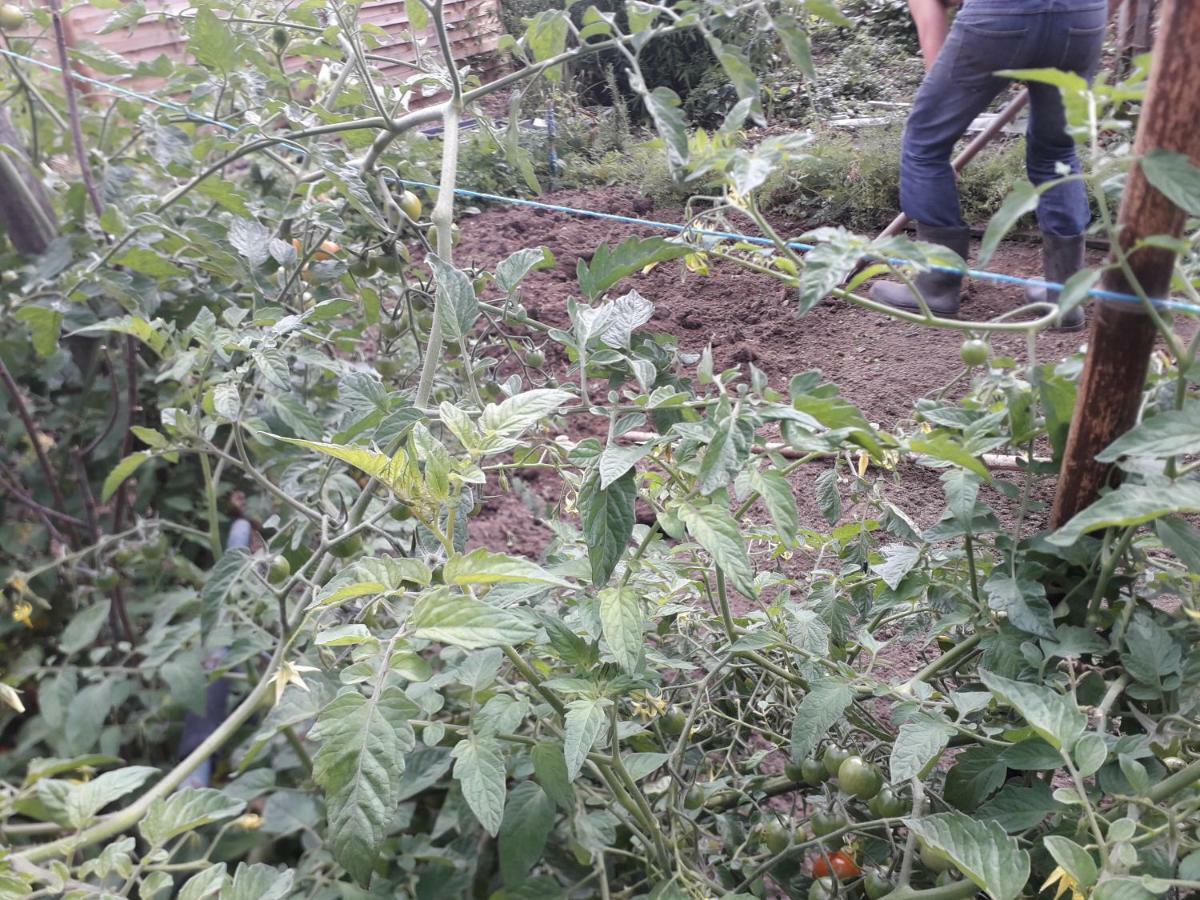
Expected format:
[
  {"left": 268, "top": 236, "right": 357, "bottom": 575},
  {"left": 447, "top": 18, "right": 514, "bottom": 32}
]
[{"left": 0, "top": 2, "right": 1198, "bottom": 899}]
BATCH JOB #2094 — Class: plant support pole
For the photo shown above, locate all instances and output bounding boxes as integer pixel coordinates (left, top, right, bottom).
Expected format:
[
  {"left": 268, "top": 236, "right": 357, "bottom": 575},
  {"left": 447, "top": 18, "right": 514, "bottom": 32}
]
[{"left": 1051, "top": 0, "right": 1200, "bottom": 528}]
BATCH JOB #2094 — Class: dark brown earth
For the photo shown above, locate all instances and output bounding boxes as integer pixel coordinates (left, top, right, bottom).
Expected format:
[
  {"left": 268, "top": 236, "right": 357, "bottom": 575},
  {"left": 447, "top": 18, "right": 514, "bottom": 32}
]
[{"left": 457, "top": 186, "right": 1099, "bottom": 588}]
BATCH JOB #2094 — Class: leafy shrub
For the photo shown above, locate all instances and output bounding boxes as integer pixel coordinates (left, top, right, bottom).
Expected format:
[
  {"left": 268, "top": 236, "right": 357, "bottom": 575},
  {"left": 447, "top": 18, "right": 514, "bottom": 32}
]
[{"left": 759, "top": 126, "right": 1028, "bottom": 231}]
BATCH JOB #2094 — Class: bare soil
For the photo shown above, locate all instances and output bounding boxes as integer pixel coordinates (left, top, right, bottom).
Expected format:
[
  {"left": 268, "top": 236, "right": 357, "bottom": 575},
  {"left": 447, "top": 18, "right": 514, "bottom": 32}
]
[{"left": 457, "top": 186, "right": 1098, "bottom": 575}]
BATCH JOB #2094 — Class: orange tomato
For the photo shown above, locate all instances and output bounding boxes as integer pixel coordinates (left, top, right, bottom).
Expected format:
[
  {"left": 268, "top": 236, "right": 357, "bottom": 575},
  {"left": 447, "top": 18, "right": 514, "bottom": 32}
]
[
  {"left": 291, "top": 238, "right": 342, "bottom": 260},
  {"left": 810, "top": 850, "right": 861, "bottom": 881}
]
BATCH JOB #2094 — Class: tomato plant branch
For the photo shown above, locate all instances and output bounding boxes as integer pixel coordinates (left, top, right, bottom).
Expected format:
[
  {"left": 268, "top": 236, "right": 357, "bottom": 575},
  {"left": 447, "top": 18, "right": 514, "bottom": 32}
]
[
  {"left": 0, "top": 356, "right": 71, "bottom": 526},
  {"left": 502, "top": 644, "right": 566, "bottom": 716},
  {"left": 15, "top": 639, "right": 284, "bottom": 864},
  {"left": 1146, "top": 758, "right": 1200, "bottom": 803},
  {"left": 962, "top": 532, "right": 982, "bottom": 609},
  {"left": 609, "top": 703, "right": 672, "bottom": 870},
  {"left": 901, "top": 632, "right": 982, "bottom": 692},
  {"left": 881, "top": 881, "right": 979, "bottom": 900},
  {"left": 198, "top": 451, "right": 223, "bottom": 558},
  {"left": 715, "top": 567, "right": 738, "bottom": 640},
  {"left": 47, "top": 0, "right": 105, "bottom": 225}
]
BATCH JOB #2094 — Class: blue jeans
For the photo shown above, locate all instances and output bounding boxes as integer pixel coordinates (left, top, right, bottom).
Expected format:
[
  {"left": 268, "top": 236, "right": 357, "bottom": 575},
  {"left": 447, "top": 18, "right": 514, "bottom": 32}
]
[{"left": 900, "top": 0, "right": 1107, "bottom": 236}]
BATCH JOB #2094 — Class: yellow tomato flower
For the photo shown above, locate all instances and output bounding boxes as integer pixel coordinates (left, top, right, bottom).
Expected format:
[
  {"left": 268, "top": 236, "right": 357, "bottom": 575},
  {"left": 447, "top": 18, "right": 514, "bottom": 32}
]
[
  {"left": 684, "top": 252, "right": 710, "bottom": 276},
  {"left": 272, "top": 661, "right": 320, "bottom": 706},
  {"left": 12, "top": 601, "right": 33, "bottom": 628},
  {"left": 856, "top": 451, "right": 869, "bottom": 478},
  {"left": 1040, "top": 866, "right": 1085, "bottom": 900}
]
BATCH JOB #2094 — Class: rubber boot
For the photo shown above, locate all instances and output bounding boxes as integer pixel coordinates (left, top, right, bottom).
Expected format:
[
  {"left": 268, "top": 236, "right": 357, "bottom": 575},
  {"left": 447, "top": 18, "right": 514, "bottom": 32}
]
[
  {"left": 870, "top": 223, "right": 971, "bottom": 318},
  {"left": 1025, "top": 232, "right": 1086, "bottom": 332}
]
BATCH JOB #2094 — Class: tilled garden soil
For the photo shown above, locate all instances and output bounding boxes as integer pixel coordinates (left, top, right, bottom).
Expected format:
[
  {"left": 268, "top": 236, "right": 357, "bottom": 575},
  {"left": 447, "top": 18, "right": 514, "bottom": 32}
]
[{"left": 459, "top": 186, "right": 1099, "bottom": 595}]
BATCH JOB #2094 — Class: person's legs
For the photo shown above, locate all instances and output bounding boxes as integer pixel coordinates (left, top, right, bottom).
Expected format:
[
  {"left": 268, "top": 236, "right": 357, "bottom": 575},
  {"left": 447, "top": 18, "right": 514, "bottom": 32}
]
[
  {"left": 1023, "top": 5, "right": 1106, "bottom": 329},
  {"left": 876, "top": 7, "right": 1031, "bottom": 315},
  {"left": 899, "top": 10, "right": 1031, "bottom": 227}
]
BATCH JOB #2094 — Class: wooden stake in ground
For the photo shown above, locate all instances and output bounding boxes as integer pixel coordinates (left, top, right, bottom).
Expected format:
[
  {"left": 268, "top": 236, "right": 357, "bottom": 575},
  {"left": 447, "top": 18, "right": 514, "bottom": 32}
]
[{"left": 1051, "top": 0, "right": 1200, "bottom": 528}]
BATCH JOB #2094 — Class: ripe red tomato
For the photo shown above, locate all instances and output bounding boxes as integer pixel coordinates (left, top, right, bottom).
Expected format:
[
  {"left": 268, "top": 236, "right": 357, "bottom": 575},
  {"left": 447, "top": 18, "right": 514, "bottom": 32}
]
[{"left": 811, "top": 850, "right": 861, "bottom": 881}]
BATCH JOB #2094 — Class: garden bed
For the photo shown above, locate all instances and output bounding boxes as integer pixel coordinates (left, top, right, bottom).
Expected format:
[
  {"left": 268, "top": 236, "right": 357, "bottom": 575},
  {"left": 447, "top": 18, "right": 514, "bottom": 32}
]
[{"left": 458, "top": 186, "right": 1099, "bottom": 565}]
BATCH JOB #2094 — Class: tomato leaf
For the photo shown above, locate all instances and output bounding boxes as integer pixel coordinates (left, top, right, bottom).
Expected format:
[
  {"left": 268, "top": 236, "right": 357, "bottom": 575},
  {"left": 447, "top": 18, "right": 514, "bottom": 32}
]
[
  {"left": 410, "top": 590, "right": 537, "bottom": 649},
  {"left": 680, "top": 502, "right": 757, "bottom": 598},
  {"left": 1050, "top": 480, "right": 1200, "bottom": 545},
  {"left": 790, "top": 678, "right": 854, "bottom": 763},
  {"left": 443, "top": 547, "right": 572, "bottom": 588},
  {"left": 531, "top": 741, "right": 574, "bottom": 811},
  {"left": 1140, "top": 148, "right": 1200, "bottom": 215},
  {"left": 907, "top": 810, "right": 1030, "bottom": 900},
  {"left": 577, "top": 240, "right": 688, "bottom": 301},
  {"left": 310, "top": 688, "right": 417, "bottom": 883},
  {"left": 564, "top": 698, "right": 611, "bottom": 781},
  {"left": 140, "top": 789, "right": 245, "bottom": 847},
  {"left": 579, "top": 468, "right": 636, "bottom": 587},
  {"left": 979, "top": 670, "right": 1086, "bottom": 751},
  {"left": 978, "top": 180, "right": 1039, "bottom": 267},
  {"left": 889, "top": 719, "right": 953, "bottom": 784},
  {"left": 1043, "top": 835, "right": 1099, "bottom": 890},
  {"left": 598, "top": 586, "right": 643, "bottom": 673},
  {"left": 1096, "top": 402, "right": 1200, "bottom": 461},
  {"left": 498, "top": 781, "right": 555, "bottom": 885},
  {"left": 452, "top": 734, "right": 507, "bottom": 836}
]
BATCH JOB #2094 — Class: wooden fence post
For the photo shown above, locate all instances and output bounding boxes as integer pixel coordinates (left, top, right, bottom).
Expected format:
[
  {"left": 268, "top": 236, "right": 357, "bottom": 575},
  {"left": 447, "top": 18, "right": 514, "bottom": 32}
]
[
  {"left": 1050, "top": 0, "right": 1200, "bottom": 528},
  {"left": 1116, "top": 0, "right": 1157, "bottom": 76}
]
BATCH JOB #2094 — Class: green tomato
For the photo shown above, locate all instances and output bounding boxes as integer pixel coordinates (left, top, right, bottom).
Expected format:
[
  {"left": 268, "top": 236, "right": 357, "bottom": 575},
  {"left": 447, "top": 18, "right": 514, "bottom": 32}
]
[
  {"left": 425, "top": 223, "right": 461, "bottom": 248},
  {"left": 784, "top": 760, "right": 806, "bottom": 783},
  {"left": 389, "top": 502, "right": 414, "bottom": 522},
  {"left": 959, "top": 338, "right": 989, "bottom": 368},
  {"left": 660, "top": 709, "right": 687, "bottom": 737},
  {"left": 823, "top": 744, "right": 851, "bottom": 777},
  {"left": 271, "top": 26, "right": 289, "bottom": 49},
  {"left": 809, "top": 876, "right": 837, "bottom": 900},
  {"left": 684, "top": 787, "right": 705, "bottom": 810},
  {"left": 837, "top": 756, "right": 883, "bottom": 800},
  {"left": 761, "top": 819, "right": 791, "bottom": 855},
  {"left": 801, "top": 757, "right": 829, "bottom": 787},
  {"left": 377, "top": 253, "right": 402, "bottom": 275},
  {"left": 398, "top": 190, "right": 422, "bottom": 222},
  {"left": 919, "top": 839, "right": 954, "bottom": 873},
  {"left": 525, "top": 349, "right": 546, "bottom": 368},
  {"left": 0, "top": 4, "right": 25, "bottom": 30},
  {"left": 864, "top": 869, "right": 894, "bottom": 900},
  {"left": 810, "top": 808, "right": 848, "bottom": 838},
  {"left": 94, "top": 567, "right": 120, "bottom": 590},
  {"left": 868, "top": 786, "right": 909, "bottom": 818},
  {"left": 267, "top": 555, "right": 291, "bottom": 585},
  {"left": 350, "top": 253, "right": 378, "bottom": 277},
  {"left": 329, "top": 533, "right": 363, "bottom": 559}
]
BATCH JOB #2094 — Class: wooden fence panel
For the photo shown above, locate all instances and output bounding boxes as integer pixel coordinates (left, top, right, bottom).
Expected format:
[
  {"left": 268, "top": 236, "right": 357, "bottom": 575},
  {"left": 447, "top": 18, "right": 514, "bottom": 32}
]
[{"left": 10, "top": 1, "right": 504, "bottom": 92}]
